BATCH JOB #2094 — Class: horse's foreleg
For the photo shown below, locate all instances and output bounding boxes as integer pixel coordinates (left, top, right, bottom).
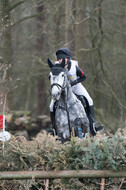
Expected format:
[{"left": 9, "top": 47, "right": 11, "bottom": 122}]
[
  {"left": 74, "top": 118, "right": 83, "bottom": 139},
  {"left": 56, "top": 132, "right": 66, "bottom": 144}
]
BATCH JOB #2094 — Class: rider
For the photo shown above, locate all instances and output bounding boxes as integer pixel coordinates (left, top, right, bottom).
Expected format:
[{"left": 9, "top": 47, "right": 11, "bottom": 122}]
[{"left": 49, "top": 47, "right": 104, "bottom": 136}]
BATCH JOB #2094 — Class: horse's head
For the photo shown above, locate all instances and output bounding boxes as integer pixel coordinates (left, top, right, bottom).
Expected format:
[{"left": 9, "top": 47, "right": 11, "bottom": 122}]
[{"left": 48, "top": 58, "right": 67, "bottom": 100}]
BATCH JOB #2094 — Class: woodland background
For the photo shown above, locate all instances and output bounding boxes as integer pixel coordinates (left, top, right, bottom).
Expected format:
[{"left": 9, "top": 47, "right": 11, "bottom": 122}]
[{"left": 0, "top": 0, "right": 126, "bottom": 133}]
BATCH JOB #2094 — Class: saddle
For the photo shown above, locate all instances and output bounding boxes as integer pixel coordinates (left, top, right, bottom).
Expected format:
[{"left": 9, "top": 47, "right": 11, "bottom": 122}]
[{"left": 54, "top": 95, "right": 89, "bottom": 115}]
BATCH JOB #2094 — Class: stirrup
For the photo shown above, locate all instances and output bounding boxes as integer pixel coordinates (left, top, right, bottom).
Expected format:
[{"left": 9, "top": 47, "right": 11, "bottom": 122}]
[
  {"left": 93, "top": 122, "right": 104, "bottom": 133},
  {"left": 48, "top": 128, "right": 56, "bottom": 136},
  {"left": 52, "top": 128, "right": 56, "bottom": 136}
]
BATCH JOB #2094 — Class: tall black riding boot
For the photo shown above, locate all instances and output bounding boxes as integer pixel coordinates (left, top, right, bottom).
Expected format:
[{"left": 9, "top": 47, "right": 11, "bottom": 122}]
[
  {"left": 88, "top": 106, "right": 104, "bottom": 136},
  {"left": 76, "top": 95, "right": 88, "bottom": 114},
  {"left": 50, "top": 111, "right": 56, "bottom": 136}
]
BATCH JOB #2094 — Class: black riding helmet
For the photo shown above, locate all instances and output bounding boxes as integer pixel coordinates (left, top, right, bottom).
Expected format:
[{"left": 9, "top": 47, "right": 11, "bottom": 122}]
[{"left": 56, "top": 48, "right": 72, "bottom": 59}]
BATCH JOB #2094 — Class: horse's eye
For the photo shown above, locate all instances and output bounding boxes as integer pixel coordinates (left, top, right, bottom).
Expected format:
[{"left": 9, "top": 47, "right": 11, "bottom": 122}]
[
  {"left": 48, "top": 75, "right": 51, "bottom": 80},
  {"left": 62, "top": 74, "right": 64, "bottom": 77}
]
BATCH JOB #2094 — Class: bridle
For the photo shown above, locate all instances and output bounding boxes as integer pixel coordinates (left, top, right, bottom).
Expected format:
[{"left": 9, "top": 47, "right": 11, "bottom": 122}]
[
  {"left": 50, "top": 70, "right": 67, "bottom": 94},
  {"left": 50, "top": 79, "right": 66, "bottom": 100}
]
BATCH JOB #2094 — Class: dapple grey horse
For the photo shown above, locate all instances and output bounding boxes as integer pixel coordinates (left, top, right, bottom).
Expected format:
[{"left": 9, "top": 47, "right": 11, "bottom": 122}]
[{"left": 48, "top": 58, "right": 89, "bottom": 143}]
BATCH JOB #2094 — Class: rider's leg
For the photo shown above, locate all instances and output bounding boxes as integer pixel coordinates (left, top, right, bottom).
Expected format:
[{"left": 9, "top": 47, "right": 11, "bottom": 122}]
[
  {"left": 49, "top": 99, "right": 56, "bottom": 136},
  {"left": 75, "top": 95, "right": 87, "bottom": 113},
  {"left": 72, "top": 83, "right": 104, "bottom": 136},
  {"left": 88, "top": 105, "right": 103, "bottom": 136}
]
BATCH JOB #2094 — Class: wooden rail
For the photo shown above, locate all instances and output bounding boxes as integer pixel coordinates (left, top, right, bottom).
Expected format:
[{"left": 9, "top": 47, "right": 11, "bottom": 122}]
[{"left": 0, "top": 170, "right": 126, "bottom": 180}]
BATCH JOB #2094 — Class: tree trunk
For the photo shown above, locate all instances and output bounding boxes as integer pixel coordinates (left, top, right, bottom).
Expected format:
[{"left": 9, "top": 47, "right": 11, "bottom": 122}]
[
  {"left": 65, "top": 0, "right": 76, "bottom": 54},
  {"left": 35, "top": 2, "right": 47, "bottom": 115},
  {"left": 74, "top": 0, "right": 87, "bottom": 69},
  {"left": 0, "top": 0, "right": 13, "bottom": 111}
]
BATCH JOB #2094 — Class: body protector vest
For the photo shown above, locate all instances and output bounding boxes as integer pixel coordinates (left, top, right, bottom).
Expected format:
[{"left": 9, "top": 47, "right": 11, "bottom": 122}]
[{"left": 67, "top": 60, "right": 78, "bottom": 82}]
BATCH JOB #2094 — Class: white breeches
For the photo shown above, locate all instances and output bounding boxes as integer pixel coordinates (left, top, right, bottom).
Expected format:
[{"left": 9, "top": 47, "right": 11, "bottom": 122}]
[
  {"left": 50, "top": 83, "right": 93, "bottom": 112},
  {"left": 72, "top": 83, "right": 93, "bottom": 106}
]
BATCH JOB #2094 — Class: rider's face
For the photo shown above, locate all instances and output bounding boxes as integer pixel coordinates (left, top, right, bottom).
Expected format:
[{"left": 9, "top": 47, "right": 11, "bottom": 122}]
[
  {"left": 58, "top": 58, "right": 63, "bottom": 64},
  {"left": 58, "top": 58, "right": 69, "bottom": 68}
]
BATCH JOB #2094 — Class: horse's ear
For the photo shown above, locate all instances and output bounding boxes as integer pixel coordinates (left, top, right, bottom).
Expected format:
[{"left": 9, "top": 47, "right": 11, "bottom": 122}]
[
  {"left": 47, "top": 58, "right": 54, "bottom": 68},
  {"left": 61, "top": 58, "right": 65, "bottom": 68}
]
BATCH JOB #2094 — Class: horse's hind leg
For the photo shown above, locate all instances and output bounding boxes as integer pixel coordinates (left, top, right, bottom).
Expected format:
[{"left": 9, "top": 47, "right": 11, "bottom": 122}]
[{"left": 74, "top": 118, "right": 83, "bottom": 139}]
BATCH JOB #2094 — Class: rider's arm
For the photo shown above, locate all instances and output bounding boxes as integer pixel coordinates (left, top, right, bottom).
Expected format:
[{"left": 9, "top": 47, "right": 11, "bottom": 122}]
[
  {"left": 71, "top": 66, "right": 86, "bottom": 86},
  {"left": 76, "top": 66, "right": 86, "bottom": 80}
]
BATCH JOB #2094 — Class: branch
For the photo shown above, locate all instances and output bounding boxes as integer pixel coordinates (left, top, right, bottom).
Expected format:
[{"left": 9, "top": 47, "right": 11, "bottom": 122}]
[
  {"left": 104, "top": 10, "right": 126, "bottom": 17},
  {"left": 11, "top": 1, "right": 65, "bottom": 26},
  {"left": 103, "top": 79, "right": 126, "bottom": 111},
  {"left": 73, "top": 7, "right": 99, "bottom": 25},
  {"left": 76, "top": 47, "right": 98, "bottom": 53},
  {"left": 12, "top": 14, "right": 39, "bottom": 26},
  {"left": 6, "top": 0, "right": 26, "bottom": 12},
  {"left": 109, "top": 28, "right": 126, "bottom": 36}
]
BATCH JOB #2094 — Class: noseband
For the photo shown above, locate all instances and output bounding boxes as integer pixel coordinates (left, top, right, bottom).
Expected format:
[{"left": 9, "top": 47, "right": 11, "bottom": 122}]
[{"left": 51, "top": 83, "right": 64, "bottom": 91}]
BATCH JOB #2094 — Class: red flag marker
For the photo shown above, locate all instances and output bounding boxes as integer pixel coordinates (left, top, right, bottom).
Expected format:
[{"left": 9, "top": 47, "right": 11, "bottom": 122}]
[
  {"left": 0, "top": 115, "right": 5, "bottom": 130},
  {"left": 0, "top": 115, "right": 11, "bottom": 142}
]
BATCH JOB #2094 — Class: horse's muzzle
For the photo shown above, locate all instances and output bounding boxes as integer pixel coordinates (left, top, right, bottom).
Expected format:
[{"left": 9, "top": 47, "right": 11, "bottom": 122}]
[{"left": 51, "top": 86, "right": 61, "bottom": 100}]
